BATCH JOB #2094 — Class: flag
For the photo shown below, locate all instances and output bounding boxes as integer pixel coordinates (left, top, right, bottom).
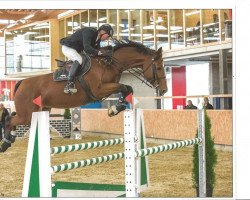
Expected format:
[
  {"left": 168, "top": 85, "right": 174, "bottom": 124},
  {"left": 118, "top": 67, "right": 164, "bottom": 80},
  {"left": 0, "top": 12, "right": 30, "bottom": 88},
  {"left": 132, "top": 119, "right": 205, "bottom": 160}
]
[
  {"left": 125, "top": 93, "right": 133, "bottom": 105},
  {"left": 33, "top": 96, "right": 42, "bottom": 108}
]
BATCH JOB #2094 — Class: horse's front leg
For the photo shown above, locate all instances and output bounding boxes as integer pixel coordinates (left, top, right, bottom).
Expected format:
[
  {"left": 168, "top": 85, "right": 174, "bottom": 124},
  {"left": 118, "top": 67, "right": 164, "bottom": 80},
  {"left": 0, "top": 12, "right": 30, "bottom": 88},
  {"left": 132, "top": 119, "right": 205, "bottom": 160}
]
[
  {"left": 0, "top": 115, "right": 15, "bottom": 152},
  {"left": 96, "top": 83, "right": 133, "bottom": 117},
  {"left": 108, "top": 84, "right": 134, "bottom": 116},
  {"left": 0, "top": 112, "right": 26, "bottom": 153}
]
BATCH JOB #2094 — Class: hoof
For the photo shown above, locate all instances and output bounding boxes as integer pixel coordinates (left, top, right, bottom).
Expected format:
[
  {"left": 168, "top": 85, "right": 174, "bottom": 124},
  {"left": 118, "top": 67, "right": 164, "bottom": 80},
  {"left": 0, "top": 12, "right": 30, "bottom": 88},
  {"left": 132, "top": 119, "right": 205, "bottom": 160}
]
[
  {"left": 108, "top": 105, "right": 118, "bottom": 117},
  {"left": 0, "top": 141, "right": 11, "bottom": 153},
  {"left": 10, "top": 135, "right": 16, "bottom": 143}
]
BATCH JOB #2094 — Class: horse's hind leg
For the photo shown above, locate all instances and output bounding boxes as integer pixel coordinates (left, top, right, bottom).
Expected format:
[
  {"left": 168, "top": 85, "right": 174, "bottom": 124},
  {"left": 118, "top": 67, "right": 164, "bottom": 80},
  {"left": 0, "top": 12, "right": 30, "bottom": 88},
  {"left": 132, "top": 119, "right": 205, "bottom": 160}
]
[{"left": 0, "top": 104, "right": 38, "bottom": 153}]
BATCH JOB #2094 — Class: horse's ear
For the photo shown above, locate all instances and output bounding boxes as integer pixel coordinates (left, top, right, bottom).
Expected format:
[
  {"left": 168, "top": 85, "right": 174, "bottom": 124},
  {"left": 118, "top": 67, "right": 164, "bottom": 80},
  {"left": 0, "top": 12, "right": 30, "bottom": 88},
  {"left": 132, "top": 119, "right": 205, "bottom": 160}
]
[
  {"left": 154, "top": 47, "right": 162, "bottom": 60},
  {"left": 157, "top": 47, "right": 162, "bottom": 53},
  {"left": 157, "top": 47, "right": 162, "bottom": 56}
]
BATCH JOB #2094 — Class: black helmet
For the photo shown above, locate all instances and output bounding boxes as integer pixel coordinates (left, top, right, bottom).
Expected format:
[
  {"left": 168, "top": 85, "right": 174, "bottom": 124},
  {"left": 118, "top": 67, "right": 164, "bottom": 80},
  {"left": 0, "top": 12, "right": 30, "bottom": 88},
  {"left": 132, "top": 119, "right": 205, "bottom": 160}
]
[{"left": 98, "top": 24, "right": 114, "bottom": 37}]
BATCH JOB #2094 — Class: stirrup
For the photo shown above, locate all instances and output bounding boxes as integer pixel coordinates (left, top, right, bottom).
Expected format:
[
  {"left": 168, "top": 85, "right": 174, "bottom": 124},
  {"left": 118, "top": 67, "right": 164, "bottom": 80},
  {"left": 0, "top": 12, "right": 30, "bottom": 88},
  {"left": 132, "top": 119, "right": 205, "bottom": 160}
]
[{"left": 64, "top": 82, "right": 77, "bottom": 94}]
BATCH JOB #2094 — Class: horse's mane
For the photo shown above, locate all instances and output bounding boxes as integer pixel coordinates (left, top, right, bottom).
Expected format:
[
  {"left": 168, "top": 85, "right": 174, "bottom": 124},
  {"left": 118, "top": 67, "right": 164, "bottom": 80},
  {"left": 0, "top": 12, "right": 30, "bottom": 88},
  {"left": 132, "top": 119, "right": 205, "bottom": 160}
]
[{"left": 102, "top": 40, "right": 154, "bottom": 55}]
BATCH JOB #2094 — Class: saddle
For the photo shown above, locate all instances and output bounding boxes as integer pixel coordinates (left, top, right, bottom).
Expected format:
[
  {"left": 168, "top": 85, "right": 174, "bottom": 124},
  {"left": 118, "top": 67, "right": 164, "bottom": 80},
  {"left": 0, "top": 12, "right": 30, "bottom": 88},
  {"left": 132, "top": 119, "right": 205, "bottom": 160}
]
[{"left": 53, "top": 53, "right": 91, "bottom": 82}]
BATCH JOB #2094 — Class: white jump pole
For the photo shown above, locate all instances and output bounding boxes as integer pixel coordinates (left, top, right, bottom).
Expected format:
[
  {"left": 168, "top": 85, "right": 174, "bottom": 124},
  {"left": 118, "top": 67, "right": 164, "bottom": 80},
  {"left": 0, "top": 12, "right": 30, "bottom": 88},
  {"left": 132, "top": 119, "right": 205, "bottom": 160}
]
[
  {"left": 124, "top": 109, "right": 149, "bottom": 197},
  {"left": 198, "top": 109, "right": 206, "bottom": 197},
  {"left": 124, "top": 108, "right": 206, "bottom": 198},
  {"left": 22, "top": 111, "right": 52, "bottom": 197},
  {"left": 124, "top": 109, "right": 139, "bottom": 197}
]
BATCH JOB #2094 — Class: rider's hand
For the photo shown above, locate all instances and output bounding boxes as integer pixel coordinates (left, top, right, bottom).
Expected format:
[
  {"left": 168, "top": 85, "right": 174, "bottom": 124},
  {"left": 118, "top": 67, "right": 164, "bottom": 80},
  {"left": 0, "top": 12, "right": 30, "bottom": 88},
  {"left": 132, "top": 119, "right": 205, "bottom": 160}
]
[
  {"left": 101, "top": 50, "right": 113, "bottom": 57},
  {"left": 98, "top": 51, "right": 103, "bottom": 56}
]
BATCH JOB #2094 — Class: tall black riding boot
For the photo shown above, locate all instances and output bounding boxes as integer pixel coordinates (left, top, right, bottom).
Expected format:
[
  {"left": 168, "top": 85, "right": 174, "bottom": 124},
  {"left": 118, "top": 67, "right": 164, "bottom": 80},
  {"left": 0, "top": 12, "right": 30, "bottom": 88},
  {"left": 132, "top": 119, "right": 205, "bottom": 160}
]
[{"left": 64, "top": 60, "right": 81, "bottom": 94}]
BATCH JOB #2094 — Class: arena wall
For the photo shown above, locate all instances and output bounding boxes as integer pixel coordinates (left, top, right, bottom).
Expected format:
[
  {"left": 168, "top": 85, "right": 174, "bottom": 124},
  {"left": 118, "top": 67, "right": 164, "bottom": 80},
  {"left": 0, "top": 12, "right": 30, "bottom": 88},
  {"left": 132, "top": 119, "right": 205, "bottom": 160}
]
[{"left": 81, "top": 109, "right": 232, "bottom": 146}]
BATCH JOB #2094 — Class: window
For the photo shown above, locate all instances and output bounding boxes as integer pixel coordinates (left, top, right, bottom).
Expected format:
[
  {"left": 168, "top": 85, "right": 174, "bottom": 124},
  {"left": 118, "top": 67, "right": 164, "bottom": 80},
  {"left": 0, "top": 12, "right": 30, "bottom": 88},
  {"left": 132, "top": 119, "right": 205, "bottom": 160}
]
[
  {"left": 203, "top": 10, "right": 220, "bottom": 44},
  {"left": 89, "top": 10, "right": 97, "bottom": 29},
  {"left": 119, "top": 10, "right": 129, "bottom": 40},
  {"left": 66, "top": 17, "right": 73, "bottom": 36},
  {"left": 108, "top": 10, "right": 117, "bottom": 39},
  {"left": 185, "top": 9, "right": 201, "bottom": 47},
  {"left": 155, "top": 10, "right": 168, "bottom": 50},
  {"left": 81, "top": 10, "right": 89, "bottom": 27},
  {"left": 130, "top": 10, "right": 141, "bottom": 43},
  {"left": 170, "top": 10, "right": 184, "bottom": 49},
  {"left": 98, "top": 9, "right": 107, "bottom": 27},
  {"left": 73, "top": 14, "right": 80, "bottom": 32},
  {"left": 5, "top": 22, "right": 50, "bottom": 74},
  {"left": 142, "top": 10, "right": 154, "bottom": 49}
]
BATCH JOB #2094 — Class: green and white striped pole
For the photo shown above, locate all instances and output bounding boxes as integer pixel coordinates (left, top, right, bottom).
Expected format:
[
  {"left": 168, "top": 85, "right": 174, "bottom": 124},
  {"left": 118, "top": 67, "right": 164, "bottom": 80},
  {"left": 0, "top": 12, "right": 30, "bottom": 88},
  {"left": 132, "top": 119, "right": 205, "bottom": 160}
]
[
  {"left": 51, "top": 152, "right": 125, "bottom": 173},
  {"left": 135, "top": 138, "right": 202, "bottom": 157},
  {"left": 51, "top": 138, "right": 124, "bottom": 155}
]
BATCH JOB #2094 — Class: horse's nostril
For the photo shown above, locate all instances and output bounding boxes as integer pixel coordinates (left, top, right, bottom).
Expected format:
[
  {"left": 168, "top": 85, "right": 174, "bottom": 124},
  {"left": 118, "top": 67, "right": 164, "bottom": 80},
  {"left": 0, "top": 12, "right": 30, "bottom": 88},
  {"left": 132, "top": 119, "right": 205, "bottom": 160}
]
[{"left": 161, "top": 89, "right": 167, "bottom": 95}]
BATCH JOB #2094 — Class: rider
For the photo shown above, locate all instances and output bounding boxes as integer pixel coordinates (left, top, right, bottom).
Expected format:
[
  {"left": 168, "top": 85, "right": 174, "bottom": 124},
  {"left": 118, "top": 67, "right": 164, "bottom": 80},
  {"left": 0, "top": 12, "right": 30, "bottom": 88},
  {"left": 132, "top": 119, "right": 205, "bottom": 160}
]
[{"left": 60, "top": 24, "right": 114, "bottom": 94}]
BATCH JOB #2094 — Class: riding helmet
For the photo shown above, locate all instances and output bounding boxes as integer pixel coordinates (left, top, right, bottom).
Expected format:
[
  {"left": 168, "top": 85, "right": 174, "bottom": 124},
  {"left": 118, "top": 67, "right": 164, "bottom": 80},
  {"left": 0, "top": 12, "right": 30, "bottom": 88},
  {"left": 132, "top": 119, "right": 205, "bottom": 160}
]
[{"left": 98, "top": 24, "right": 114, "bottom": 37}]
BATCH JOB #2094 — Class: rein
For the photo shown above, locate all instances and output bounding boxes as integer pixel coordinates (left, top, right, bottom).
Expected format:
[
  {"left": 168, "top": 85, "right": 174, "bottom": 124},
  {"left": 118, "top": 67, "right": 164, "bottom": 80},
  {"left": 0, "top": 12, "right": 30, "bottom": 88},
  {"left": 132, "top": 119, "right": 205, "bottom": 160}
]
[
  {"left": 110, "top": 56, "right": 154, "bottom": 88},
  {"left": 110, "top": 56, "right": 165, "bottom": 89}
]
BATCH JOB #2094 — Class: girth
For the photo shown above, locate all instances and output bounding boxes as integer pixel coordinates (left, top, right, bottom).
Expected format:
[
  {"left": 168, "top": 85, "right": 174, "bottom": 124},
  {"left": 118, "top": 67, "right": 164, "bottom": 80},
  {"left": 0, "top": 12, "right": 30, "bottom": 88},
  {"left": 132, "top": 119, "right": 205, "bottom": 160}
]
[{"left": 76, "top": 76, "right": 99, "bottom": 101}]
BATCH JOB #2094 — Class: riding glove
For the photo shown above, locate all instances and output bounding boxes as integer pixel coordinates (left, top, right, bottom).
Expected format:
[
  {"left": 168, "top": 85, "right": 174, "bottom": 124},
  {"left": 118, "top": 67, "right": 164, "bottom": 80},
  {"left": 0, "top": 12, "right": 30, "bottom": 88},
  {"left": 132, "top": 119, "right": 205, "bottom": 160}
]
[{"left": 101, "top": 50, "right": 113, "bottom": 57}]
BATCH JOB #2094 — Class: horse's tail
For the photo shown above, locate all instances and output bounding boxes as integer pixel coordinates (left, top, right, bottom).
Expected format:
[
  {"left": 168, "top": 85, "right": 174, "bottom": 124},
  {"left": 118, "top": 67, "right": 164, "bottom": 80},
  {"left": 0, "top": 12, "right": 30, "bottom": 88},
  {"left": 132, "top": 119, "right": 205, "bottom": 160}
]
[{"left": 14, "top": 80, "right": 23, "bottom": 97}]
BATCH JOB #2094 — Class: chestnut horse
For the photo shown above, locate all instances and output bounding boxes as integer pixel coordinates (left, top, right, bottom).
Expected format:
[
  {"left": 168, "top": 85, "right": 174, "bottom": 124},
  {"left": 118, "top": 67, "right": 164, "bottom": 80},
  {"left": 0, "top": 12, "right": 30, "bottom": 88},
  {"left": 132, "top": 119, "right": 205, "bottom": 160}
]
[{"left": 0, "top": 40, "right": 167, "bottom": 152}]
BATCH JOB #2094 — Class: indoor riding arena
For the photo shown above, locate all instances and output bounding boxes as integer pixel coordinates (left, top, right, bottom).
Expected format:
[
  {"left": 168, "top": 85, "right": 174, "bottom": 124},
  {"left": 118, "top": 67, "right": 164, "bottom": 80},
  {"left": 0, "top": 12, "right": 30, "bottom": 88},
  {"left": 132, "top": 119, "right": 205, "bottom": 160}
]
[
  {"left": 0, "top": 8, "right": 232, "bottom": 198},
  {"left": 0, "top": 108, "right": 232, "bottom": 198}
]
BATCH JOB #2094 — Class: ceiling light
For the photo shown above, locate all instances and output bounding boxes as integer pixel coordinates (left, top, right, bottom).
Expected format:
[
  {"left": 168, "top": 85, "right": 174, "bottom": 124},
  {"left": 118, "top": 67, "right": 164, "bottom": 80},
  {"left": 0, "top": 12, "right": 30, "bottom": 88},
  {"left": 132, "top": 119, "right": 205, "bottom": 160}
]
[
  {"left": 24, "top": 31, "right": 39, "bottom": 36},
  {"left": 33, "top": 25, "right": 49, "bottom": 30},
  {"left": 58, "top": 10, "right": 74, "bottom": 18},
  {"left": 185, "top": 10, "right": 200, "bottom": 16},
  {"left": 6, "top": 23, "right": 16, "bottom": 28},
  {"left": 143, "top": 25, "right": 167, "bottom": 30},
  {"left": 20, "top": 19, "right": 26, "bottom": 24},
  {"left": 98, "top": 17, "right": 107, "bottom": 22},
  {"left": 23, "top": 14, "right": 35, "bottom": 20},
  {"left": 5, "top": 31, "right": 12, "bottom": 35},
  {"left": 35, "top": 35, "right": 49, "bottom": 39},
  {"left": 203, "top": 22, "right": 217, "bottom": 27},
  {"left": 0, "top": 20, "right": 9, "bottom": 24},
  {"left": 125, "top": 10, "right": 135, "bottom": 13}
]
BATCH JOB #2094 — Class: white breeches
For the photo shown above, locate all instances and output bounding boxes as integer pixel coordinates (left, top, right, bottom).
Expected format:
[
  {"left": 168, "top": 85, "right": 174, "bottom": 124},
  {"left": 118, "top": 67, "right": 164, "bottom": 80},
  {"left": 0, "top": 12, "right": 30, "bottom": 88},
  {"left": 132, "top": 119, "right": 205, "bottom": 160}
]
[{"left": 62, "top": 45, "right": 83, "bottom": 64}]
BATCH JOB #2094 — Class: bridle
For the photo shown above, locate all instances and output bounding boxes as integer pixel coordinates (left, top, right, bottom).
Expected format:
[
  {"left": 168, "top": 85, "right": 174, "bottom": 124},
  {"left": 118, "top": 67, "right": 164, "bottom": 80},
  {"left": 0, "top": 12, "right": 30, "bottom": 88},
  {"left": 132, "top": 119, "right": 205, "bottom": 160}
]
[
  {"left": 142, "top": 57, "right": 166, "bottom": 88},
  {"left": 108, "top": 53, "right": 165, "bottom": 89}
]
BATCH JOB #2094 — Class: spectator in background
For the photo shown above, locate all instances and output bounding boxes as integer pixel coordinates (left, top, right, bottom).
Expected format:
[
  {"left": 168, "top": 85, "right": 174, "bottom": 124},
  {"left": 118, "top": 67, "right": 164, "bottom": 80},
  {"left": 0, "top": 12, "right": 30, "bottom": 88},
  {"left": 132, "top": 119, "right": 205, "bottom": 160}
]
[
  {"left": 16, "top": 55, "right": 23, "bottom": 72},
  {"left": 184, "top": 100, "right": 197, "bottom": 109},
  {"left": 203, "top": 97, "right": 214, "bottom": 109},
  {"left": 0, "top": 103, "right": 10, "bottom": 141}
]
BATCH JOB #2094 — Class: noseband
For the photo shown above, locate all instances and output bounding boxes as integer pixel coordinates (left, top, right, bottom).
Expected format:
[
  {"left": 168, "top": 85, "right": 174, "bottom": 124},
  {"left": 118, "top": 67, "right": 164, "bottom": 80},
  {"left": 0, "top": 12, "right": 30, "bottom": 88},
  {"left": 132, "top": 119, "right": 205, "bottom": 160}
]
[{"left": 143, "top": 58, "right": 166, "bottom": 88}]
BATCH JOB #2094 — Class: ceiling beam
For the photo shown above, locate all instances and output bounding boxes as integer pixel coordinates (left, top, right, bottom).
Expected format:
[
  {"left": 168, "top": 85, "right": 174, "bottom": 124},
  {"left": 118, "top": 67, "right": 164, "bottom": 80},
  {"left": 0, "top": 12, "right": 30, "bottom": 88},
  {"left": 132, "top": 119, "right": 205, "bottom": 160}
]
[
  {"left": 0, "top": 9, "right": 68, "bottom": 32},
  {"left": 0, "top": 13, "right": 27, "bottom": 20}
]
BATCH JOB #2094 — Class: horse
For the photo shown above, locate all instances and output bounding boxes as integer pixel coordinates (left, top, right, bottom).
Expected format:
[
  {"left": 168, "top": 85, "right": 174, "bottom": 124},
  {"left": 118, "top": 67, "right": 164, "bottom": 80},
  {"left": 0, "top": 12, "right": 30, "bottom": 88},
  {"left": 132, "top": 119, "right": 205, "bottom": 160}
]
[{"left": 0, "top": 40, "right": 167, "bottom": 152}]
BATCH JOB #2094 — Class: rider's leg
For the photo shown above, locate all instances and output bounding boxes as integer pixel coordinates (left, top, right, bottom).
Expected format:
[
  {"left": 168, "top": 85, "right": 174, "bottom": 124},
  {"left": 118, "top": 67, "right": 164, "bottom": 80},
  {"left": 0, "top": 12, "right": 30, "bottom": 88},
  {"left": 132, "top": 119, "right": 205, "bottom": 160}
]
[
  {"left": 64, "top": 61, "right": 81, "bottom": 94},
  {"left": 62, "top": 45, "right": 83, "bottom": 94}
]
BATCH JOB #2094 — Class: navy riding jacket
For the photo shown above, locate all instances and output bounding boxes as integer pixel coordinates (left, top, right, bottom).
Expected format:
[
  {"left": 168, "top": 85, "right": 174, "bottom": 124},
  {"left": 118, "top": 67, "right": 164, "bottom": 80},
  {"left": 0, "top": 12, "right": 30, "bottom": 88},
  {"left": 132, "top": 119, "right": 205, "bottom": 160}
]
[{"left": 60, "top": 27, "right": 101, "bottom": 55}]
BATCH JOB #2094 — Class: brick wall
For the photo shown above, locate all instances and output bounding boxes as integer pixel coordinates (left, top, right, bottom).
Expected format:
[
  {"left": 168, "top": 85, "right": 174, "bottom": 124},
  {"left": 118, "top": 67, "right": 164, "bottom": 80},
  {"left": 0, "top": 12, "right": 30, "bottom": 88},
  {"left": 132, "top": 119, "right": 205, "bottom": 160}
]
[{"left": 16, "top": 119, "right": 71, "bottom": 137}]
